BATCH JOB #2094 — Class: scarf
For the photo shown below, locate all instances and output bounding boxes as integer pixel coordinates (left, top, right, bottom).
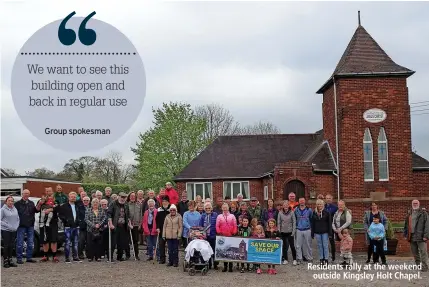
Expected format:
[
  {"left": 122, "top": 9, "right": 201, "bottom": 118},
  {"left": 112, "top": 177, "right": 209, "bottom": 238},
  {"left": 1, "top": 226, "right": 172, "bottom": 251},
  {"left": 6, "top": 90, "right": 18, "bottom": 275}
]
[
  {"left": 148, "top": 209, "right": 154, "bottom": 225},
  {"left": 204, "top": 213, "right": 211, "bottom": 235}
]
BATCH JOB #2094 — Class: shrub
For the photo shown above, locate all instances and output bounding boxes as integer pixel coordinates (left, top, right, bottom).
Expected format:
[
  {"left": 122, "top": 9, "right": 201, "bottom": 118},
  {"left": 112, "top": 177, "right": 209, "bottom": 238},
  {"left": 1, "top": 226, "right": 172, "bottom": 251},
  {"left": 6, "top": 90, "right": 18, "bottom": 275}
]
[
  {"left": 81, "top": 183, "right": 131, "bottom": 195},
  {"left": 386, "top": 220, "right": 396, "bottom": 240}
]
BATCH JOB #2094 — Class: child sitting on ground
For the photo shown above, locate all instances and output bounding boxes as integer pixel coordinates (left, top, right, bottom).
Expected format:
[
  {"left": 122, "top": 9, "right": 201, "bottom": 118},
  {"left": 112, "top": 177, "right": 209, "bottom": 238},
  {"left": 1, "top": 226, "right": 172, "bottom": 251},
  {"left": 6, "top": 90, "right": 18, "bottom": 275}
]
[
  {"left": 40, "top": 194, "right": 55, "bottom": 227},
  {"left": 252, "top": 225, "right": 265, "bottom": 274},
  {"left": 237, "top": 216, "right": 252, "bottom": 273},
  {"left": 368, "top": 214, "right": 387, "bottom": 265},
  {"left": 338, "top": 228, "right": 353, "bottom": 266},
  {"left": 265, "top": 219, "right": 280, "bottom": 275}
]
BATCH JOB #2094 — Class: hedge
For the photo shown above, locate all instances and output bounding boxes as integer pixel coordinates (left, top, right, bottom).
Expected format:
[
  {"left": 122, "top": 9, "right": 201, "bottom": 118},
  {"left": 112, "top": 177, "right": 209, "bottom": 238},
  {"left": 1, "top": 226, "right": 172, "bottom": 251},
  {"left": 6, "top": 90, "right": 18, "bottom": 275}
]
[{"left": 81, "top": 183, "right": 131, "bottom": 195}]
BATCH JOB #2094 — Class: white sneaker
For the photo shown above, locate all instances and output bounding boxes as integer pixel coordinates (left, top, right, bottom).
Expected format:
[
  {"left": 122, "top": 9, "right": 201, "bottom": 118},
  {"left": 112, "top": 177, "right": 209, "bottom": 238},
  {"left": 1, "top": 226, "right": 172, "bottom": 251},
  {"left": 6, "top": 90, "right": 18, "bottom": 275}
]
[
  {"left": 282, "top": 260, "right": 288, "bottom": 265},
  {"left": 293, "top": 260, "right": 298, "bottom": 266}
]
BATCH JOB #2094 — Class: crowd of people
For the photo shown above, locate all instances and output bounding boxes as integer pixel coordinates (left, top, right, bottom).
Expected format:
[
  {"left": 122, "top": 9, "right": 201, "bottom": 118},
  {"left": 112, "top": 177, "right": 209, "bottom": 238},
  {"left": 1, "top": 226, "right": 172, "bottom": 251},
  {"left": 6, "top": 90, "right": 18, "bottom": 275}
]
[{"left": 1, "top": 182, "right": 428, "bottom": 274}]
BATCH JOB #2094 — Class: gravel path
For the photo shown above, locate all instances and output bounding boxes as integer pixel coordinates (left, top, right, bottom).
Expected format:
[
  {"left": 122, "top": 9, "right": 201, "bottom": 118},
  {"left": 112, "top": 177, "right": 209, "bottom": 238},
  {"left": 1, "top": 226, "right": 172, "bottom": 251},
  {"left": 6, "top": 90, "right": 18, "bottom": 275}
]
[{"left": 2, "top": 251, "right": 428, "bottom": 287}]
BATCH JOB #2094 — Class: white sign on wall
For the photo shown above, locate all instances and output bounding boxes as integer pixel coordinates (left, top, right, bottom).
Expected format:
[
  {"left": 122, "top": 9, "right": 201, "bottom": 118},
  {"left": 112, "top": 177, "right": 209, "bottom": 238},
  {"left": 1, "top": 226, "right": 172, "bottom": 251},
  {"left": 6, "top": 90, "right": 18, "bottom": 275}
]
[{"left": 363, "top": 108, "right": 387, "bottom": 123}]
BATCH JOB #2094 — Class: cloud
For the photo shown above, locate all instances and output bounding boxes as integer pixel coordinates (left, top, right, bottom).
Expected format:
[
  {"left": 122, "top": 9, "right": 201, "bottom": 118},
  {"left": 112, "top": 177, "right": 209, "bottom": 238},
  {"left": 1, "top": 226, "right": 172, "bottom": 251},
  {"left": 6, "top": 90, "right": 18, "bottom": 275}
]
[{"left": 1, "top": 1, "right": 429, "bottom": 173}]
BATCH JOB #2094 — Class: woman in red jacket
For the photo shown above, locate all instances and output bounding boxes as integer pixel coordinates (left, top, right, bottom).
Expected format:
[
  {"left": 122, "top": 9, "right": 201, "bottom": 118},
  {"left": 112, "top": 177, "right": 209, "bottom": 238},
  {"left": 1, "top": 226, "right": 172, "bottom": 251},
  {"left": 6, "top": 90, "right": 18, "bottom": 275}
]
[
  {"left": 142, "top": 199, "right": 158, "bottom": 261},
  {"left": 216, "top": 203, "right": 237, "bottom": 272}
]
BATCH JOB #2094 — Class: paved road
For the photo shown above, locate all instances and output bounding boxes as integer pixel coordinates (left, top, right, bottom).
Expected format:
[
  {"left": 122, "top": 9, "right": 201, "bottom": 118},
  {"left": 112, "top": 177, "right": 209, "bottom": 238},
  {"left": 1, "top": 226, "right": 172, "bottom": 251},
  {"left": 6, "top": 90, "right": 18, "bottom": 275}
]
[{"left": 1, "top": 251, "right": 427, "bottom": 287}]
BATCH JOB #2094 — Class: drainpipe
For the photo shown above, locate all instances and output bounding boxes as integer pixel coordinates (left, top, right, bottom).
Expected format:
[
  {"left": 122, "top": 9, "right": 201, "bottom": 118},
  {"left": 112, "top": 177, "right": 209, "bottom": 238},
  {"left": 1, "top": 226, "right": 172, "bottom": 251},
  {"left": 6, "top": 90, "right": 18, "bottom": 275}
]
[
  {"left": 333, "top": 76, "right": 340, "bottom": 201},
  {"left": 270, "top": 174, "right": 274, "bottom": 199}
]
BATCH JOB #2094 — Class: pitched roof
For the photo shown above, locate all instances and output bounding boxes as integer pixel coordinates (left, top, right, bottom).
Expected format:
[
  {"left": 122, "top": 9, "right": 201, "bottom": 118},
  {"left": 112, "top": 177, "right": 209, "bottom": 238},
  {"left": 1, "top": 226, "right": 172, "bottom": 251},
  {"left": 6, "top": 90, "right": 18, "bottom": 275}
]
[
  {"left": 174, "top": 133, "right": 336, "bottom": 180},
  {"left": 317, "top": 25, "right": 414, "bottom": 94},
  {"left": 1, "top": 168, "right": 10, "bottom": 178},
  {"left": 412, "top": 152, "right": 429, "bottom": 169}
]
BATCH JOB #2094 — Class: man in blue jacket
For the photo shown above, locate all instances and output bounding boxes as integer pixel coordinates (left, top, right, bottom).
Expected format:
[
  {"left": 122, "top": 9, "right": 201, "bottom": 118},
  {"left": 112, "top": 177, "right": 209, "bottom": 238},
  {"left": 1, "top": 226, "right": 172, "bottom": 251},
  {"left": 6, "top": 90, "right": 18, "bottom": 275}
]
[
  {"left": 294, "top": 198, "right": 313, "bottom": 264},
  {"left": 14, "top": 189, "right": 42, "bottom": 264}
]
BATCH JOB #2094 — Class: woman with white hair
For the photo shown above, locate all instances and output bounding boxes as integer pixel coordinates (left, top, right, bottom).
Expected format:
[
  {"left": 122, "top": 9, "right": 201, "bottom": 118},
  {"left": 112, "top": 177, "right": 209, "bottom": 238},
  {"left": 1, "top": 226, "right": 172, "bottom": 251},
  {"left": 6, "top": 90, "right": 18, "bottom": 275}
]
[
  {"left": 85, "top": 198, "right": 107, "bottom": 262},
  {"left": 143, "top": 199, "right": 158, "bottom": 261},
  {"left": 199, "top": 202, "right": 219, "bottom": 269}
]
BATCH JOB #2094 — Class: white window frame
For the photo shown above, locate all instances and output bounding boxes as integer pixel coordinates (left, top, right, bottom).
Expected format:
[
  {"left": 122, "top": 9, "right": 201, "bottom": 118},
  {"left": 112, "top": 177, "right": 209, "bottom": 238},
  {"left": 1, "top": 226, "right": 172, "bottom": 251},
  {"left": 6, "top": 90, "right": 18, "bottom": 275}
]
[
  {"left": 223, "top": 181, "right": 250, "bottom": 200},
  {"left": 264, "top": 186, "right": 268, "bottom": 200},
  {"left": 363, "top": 128, "right": 374, "bottom": 182},
  {"left": 185, "top": 182, "right": 212, "bottom": 200},
  {"left": 378, "top": 127, "right": 389, "bottom": 181}
]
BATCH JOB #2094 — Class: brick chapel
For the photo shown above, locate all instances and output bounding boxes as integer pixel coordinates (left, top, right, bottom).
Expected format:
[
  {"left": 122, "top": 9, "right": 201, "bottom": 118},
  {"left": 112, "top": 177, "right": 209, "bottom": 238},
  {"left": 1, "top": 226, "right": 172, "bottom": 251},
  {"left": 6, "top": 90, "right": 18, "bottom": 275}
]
[{"left": 174, "top": 19, "right": 429, "bottom": 222}]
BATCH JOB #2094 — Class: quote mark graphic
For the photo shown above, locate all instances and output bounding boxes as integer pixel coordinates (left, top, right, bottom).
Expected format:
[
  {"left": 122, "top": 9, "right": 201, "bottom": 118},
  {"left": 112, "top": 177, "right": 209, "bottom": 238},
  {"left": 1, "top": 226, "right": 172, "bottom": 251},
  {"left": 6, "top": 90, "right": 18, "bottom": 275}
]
[{"left": 58, "top": 11, "right": 97, "bottom": 46}]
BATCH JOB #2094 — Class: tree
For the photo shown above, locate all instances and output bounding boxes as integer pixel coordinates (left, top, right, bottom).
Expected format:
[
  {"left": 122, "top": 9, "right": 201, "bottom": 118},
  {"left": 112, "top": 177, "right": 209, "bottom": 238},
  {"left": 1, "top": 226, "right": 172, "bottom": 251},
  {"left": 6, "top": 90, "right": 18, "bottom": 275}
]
[
  {"left": 26, "top": 167, "right": 56, "bottom": 178},
  {"left": 132, "top": 102, "right": 208, "bottom": 189},
  {"left": 62, "top": 156, "right": 98, "bottom": 181},
  {"left": 2, "top": 168, "right": 19, "bottom": 176},
  {"left": 237, "top": 120, "right": 280, "bottom": 135},
  {"left": 195, "top": 103, "right": 241, "bottom": 143},
  {"left": 93, "top": 151, "right": 133, "bottom": 184}
]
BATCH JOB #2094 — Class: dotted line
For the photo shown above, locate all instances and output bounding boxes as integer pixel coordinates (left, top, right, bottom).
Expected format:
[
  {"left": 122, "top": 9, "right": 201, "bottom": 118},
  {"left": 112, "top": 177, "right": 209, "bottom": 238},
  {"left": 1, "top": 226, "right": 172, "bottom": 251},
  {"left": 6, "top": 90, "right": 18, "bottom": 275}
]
[{"left": 20, "top": 52, "right": 137, "bottom": 55}]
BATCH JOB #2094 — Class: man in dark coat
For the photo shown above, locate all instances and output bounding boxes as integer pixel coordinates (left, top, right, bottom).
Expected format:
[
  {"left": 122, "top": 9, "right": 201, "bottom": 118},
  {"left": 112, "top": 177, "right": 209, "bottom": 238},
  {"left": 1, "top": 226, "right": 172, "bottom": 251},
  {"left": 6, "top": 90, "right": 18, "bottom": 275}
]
[
  {"left": 155, "top": 196, "right": 170, "bottom": 264},
  {"left": 404, "top": 200, "right": 429, "bottom": 272},
  {"left": 107, "top": 192, "right": 132, "bottom": 262}
]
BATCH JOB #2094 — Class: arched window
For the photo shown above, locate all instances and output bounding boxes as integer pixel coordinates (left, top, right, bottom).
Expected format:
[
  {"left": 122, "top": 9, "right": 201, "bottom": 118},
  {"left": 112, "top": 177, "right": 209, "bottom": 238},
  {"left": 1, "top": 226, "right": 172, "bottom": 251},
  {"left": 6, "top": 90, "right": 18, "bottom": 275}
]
[
  {"left": 363, "top": 128, "right": 374, "bottom": 181},
  {"left": 378, "top": 127, "right": 389, "bottom": 181}
]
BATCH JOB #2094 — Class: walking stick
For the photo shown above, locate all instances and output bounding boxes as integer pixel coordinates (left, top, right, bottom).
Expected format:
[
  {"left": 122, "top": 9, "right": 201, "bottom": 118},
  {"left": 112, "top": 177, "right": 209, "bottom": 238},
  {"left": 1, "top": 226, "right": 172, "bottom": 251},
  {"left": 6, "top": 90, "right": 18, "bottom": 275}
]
[
  {"left": 153, "top": 235, "right": 159, "bottom": 265},
  {"left": 129, "top": 228, "right": 137, "bottom": 260},
  {"left": 108, "top": 224, "right": 112, "bottom": 263}
]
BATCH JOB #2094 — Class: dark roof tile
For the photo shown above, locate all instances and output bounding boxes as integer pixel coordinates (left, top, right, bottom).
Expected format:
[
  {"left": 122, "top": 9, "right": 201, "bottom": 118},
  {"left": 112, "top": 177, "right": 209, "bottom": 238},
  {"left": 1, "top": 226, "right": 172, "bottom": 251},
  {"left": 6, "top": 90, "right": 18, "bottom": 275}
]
[
  {"left": 412, "top": 152, "right": 429, "bottom": 169},
  {"left": 317, "top": 25, "right": 414, "bottom": 94},
  {"left": 175, "top": 133, "right": 336, "bottom": 180}
]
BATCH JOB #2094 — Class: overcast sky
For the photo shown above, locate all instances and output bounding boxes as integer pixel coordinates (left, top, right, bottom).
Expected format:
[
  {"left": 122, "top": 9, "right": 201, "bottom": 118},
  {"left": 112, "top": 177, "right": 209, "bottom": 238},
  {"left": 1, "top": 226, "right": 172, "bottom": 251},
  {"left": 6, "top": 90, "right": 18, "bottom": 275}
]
[{"left": 1, "top": 0, "right": 428, "bottom": 175}]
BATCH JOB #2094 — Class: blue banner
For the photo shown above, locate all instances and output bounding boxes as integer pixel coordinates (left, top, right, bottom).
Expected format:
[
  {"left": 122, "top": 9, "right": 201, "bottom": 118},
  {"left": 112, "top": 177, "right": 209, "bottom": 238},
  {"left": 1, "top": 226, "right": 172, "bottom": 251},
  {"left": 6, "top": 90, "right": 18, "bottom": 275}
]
[{"left": 214, "top": 236, "right": 283, "bottom": 265}]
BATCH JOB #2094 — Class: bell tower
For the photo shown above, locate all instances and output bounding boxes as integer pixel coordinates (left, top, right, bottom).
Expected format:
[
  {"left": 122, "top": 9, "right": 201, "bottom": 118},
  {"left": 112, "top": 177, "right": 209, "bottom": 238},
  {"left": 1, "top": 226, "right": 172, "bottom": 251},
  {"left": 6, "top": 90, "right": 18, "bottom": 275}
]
[{"left": 317, "top": 13, "right": 415, "bottom": 199}]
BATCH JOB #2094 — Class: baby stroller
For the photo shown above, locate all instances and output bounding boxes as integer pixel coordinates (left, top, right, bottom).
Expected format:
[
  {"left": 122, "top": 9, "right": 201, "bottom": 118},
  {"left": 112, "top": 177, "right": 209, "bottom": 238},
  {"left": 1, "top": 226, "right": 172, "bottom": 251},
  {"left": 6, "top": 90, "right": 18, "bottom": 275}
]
[{"left": 183, "top": 227, "right": 213, "bottom": 276}]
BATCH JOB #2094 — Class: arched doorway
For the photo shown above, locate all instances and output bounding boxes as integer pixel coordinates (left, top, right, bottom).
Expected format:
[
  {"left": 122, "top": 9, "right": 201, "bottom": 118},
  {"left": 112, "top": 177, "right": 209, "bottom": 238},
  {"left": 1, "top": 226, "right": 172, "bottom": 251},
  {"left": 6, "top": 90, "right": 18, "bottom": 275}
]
[{"left": 283, "top": 180, "right": 305, "bottom": 200}]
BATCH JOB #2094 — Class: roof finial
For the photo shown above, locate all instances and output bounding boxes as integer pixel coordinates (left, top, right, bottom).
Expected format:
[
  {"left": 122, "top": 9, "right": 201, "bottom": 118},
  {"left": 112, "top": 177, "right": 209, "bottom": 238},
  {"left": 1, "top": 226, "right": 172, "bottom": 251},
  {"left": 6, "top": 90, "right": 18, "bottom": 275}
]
[{"left": 358, "top": 11, "right": 361, "bottom": 26}]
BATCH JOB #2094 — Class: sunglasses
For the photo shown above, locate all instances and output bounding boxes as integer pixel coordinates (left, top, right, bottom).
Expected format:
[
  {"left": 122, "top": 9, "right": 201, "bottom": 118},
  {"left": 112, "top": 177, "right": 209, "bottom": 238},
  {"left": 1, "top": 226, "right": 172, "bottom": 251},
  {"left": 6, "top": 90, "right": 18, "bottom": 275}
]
[{"left": 120, "top": 196, "right": 127, "bottom": 199}]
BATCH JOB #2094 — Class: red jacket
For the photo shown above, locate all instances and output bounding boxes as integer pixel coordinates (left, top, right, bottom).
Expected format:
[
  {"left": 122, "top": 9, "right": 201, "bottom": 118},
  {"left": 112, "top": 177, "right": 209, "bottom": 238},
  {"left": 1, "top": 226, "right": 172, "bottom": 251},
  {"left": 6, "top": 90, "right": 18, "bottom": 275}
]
[
  {"left": 216, "top": 212, "right": 237, "bottom": 236},
  {"left": 165, "top": 188, "right": 179, "bottom": 205},
  {"left": 142, "top": 208, "right": 158, "bottom": 236}
]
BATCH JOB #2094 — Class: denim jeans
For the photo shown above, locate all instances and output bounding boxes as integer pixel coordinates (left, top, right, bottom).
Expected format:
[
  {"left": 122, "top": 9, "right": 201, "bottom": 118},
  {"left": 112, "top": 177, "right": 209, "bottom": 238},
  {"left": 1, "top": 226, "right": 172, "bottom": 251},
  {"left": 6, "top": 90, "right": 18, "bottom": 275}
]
[
  {"left": 16, "top": 227, "right": 34, "bottom": 261},
  {"left": 65, "top": 227, "right": 79, "bottom": 259},
  {"left": 315, "top": 233, "right": 329, "bottom": 260},
  {"left": 147, "top": 235, "right": 157, "bottom": 258},
  {"left": 167, "top": 239, "right": 179, "bottom": 264}
]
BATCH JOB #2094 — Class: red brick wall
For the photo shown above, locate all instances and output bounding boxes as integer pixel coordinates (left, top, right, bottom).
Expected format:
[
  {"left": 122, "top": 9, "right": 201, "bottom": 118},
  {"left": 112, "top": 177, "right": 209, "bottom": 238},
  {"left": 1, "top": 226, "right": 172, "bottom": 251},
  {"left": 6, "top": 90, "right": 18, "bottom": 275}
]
[
  {"left": 322, "top": 84, "right": 336, "bottom": 156},
  {"left": 340, "top": 231, "right": 428, "bottom": 254},
  {"left": 329, "top": 77, "right": 414, "bottom": 199},
  {"left": 274, "top": 162, "right": 313, "bottom": 201},
  {"left": 24, "top": 181, "right": 81, "bottom": 198},
  {"left": 310, "top": 173, "right": 337, "bottom": 198},
  {"left": 413, "top": 170, "right": 429, "bottom": 197},
  {"left": 336, "top": 200, "right": 429, "bottom": 223}
]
